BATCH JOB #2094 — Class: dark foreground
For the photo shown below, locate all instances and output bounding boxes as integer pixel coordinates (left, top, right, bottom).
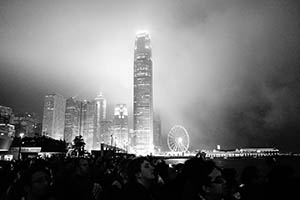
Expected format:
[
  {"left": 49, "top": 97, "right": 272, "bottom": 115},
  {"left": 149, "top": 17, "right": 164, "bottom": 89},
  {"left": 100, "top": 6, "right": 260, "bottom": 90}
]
[{"left": 0, "top": 154, "right": 299, "bottom": 200}]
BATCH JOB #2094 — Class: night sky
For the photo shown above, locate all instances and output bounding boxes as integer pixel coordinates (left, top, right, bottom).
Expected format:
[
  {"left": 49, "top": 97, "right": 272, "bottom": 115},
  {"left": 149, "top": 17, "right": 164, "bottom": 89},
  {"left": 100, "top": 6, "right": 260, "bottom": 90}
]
[{"left": 1, "top": 0, "right": 300, "bottom": 152}]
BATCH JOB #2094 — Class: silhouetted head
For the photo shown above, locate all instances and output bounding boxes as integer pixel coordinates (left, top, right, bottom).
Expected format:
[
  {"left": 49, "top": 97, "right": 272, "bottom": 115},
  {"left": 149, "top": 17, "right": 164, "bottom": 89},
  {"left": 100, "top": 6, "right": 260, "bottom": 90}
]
[
  {"left": 127, "top": 156, "right": 155, "bottom": 186},
  {"left": 181, "top": 157, "right": 225, "bottom": 199},
  {"left": 21, "top": 166, "right": 53, "bottom": 199},
  {"left": 75, "top": 157, "right": 89, "bottom": 176}
]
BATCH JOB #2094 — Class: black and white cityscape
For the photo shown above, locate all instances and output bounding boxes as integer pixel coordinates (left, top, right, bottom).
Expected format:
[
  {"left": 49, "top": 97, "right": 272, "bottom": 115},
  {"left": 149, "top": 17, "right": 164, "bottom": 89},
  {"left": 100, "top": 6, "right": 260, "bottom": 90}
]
[
  {"left": 1, "top": 1, "right": 300, "bottom": 199},
  {"left": 1, "top": 0, "right": 300, "bottom": 156},
  {"left": 1, "top": 31, "right": 159, "bottom": 156}
]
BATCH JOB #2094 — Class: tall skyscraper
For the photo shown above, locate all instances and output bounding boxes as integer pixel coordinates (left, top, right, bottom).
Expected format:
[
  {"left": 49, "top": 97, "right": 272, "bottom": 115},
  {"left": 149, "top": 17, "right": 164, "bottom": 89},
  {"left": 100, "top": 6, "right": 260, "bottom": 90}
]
[
  {"left": 113, "top": 104, "right": 129, "bottom": 150},
  {"left": 100, "top": 120, "right": 113, "bottom": 146},
  {"left": 80, "top": 100, "right": 95, "bottom": 152},
  {"left": 133, "top": 31, "right": 154, "bottom": 155},
  {"left": 42, "top": 94, "right": 66, "bottom": 140},
  {"left": 64, "top": 97, "right": 81, "bottom": 143},
  {"left": 94, "top": 93, "right": 107, "bottom": 150}
]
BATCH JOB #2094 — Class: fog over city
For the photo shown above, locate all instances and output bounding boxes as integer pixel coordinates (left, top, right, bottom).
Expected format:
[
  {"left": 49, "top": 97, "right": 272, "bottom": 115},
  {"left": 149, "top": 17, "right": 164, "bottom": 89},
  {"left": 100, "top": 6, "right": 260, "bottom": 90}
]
[{"left": 1, "top": 0, "right": 300, "bottom": 151}]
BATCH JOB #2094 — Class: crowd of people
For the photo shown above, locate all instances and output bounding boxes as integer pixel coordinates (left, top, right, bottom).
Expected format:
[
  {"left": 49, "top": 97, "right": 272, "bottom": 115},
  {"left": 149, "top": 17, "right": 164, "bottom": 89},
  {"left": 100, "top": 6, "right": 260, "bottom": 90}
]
[{"left": 0, "top": 152, "right": 299, "bottom": 200}]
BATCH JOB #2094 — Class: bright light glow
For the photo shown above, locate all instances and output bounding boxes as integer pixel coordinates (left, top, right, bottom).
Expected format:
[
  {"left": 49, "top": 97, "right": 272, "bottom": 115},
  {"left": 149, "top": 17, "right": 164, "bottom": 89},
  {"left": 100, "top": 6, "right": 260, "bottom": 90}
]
[
  {"left": 177, "top": 137, "right": 183, "bottom": 143},
  {"left": 136, "top": 30, "right": 149, "bottom": 34},
  {"left": 20, "top": 133, "right": 25, "bottom": 138},
  {"left": 136, "top": 30, "right": 150, "bottom": 38}
]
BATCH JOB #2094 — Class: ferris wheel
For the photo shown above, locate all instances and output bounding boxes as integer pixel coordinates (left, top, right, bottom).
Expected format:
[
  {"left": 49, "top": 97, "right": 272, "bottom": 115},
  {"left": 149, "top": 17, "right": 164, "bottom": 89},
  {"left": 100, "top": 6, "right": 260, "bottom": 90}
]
[{"left": 167, "top": 125, "right": 189, "bottom": 152}]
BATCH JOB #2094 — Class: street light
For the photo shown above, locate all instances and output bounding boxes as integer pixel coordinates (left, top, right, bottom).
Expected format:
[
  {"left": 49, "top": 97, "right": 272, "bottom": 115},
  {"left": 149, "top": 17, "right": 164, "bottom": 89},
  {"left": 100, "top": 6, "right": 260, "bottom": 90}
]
[{"left": 18, "top": 133, "right": 24, "bottom": 160}]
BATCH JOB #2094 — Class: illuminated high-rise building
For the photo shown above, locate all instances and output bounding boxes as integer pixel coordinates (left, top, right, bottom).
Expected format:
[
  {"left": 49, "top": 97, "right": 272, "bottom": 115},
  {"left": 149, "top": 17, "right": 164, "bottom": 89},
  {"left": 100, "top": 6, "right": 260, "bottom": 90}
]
[
  {"left": 13, "top": 112, "right": 39, "bottom": 138},
  {"left": 100, "top": 120, "right": 113, "bottom": 145},
  {"left": 113, "top": 104, "right": 129, "bottom": 150},
  {"left": 42, "top": 94, "right": 66, "bottom": 140},
  {"left": 80, "top": 100, "right": 95, "bottom": 152},
  {"left": 133, "top": 31, "right": 154, "bottom": 155},
  {"left": 0, "top": 105, "right": 14, "bottom": 151},
  {"left": 94, "top": 93, "right": 107, "bottom": 150},
  {"left": 64, "top": 97, "right": 81, "bottom": 143}
]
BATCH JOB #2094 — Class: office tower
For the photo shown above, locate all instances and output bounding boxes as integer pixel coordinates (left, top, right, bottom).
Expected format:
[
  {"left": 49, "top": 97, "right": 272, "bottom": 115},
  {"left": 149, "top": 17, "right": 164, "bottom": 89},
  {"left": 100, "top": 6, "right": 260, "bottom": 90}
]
[
  {"left": 0, "top": 105, "right": 14, "bottom": 151},
  {"left": 100, "top": 120, "right": 113, "bottom": 146},
  {"left": 13, "top": 112, "right": 39, "bottom": 138},
  {"left": 113, "top": 104, "right": 129, "bottom": 150},
  {"left": 42, "top": 94, "right": 66, "bottom": 140},
  {"left": 133, "top": 31, "right": 154, "bottom": 155},
  {"left": 80, "top": 100, "right": 95, "bottom": 152},
  {"left": 93, "top": 93, "right": 107, "bottom": 150},
  {"left": 153, "top": 113, "right": 162, "bottom": 152},
  {"left": 64, "top": 97, "right": 81, "bottom": 143}
]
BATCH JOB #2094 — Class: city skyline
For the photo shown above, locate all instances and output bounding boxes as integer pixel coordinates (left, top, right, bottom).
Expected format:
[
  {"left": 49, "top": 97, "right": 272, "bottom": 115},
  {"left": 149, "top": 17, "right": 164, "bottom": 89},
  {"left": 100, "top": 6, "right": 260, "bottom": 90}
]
[{"left": 1, "top": 0, "right": 300, "bottom": 152}]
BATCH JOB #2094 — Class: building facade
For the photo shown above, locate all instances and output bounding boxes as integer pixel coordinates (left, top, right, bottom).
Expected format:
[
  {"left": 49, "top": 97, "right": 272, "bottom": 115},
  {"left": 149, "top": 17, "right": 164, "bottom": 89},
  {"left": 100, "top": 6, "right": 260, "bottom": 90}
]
[
  {"left": 80, "top": 100, "right": 95, "bottom": 152},
  {"left": 64, "top": 97, "right": 81, "bottom": 143},
  {"left": 0, "top": 105, "right": 15, "bottom": 151},
  {"left": 94, "top": 93, "right": 107, "bottom": 150},
  {"left": 100, "top": 120, "right": 113, "bottom": 146},
  {"left": 0, "top": 105, "right": 13, "bottom": 125},
  {"left": 42, "top": 94, "right": 66, "bottom": 140},
  {"left": 113, "top": 104, "right": 129, "bottom": 150},
  {"left": 13, "top": 112, "right": 39, "bottom": 138},
  {"left": 153, "top": 113, "right": 162, "bottom": 152},
  {"left": 133, "top": 31, "right": 154, "bottom": 155}
]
